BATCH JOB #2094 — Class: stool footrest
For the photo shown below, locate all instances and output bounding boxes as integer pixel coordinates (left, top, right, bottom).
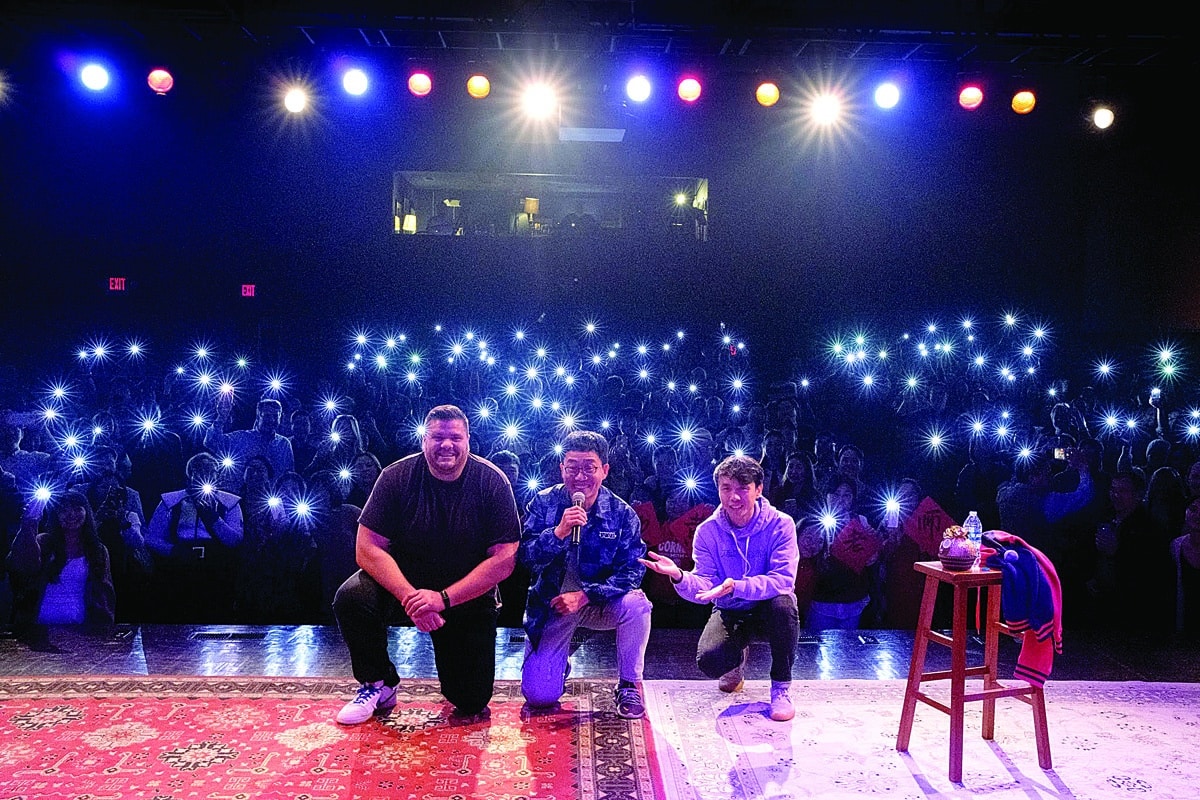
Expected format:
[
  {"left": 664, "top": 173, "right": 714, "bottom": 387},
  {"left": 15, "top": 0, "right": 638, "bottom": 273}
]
[
  {"left": 911, "top": 691, "right": 951, "bottom": 716},
  {"left": 964, "top": 684, "right": 1042, "bottom": 703},
  {"left": 914, "top": 665, "right": 991, "bottom": 682},
  {"left": 925, "top": 630, "right": 955, "bottom": 648}
]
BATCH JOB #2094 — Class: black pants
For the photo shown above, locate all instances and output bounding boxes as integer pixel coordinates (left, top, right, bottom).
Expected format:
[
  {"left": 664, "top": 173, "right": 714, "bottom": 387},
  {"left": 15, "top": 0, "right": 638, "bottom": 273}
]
[
  {"left": 333, "top": 569, "right": 500, "bottom": 715},
  {"left": 696, "top": 593, "right": 799, "bottom": 683}
]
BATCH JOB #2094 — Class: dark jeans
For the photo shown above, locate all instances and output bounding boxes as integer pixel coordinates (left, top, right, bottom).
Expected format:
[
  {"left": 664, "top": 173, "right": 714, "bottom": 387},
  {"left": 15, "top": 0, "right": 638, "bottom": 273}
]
[
  {"left": 696, "top": 593, "right": 799, "bottom": 683},
  {"left": 333, "top": 569, "right": 500, "bottom": 715}
]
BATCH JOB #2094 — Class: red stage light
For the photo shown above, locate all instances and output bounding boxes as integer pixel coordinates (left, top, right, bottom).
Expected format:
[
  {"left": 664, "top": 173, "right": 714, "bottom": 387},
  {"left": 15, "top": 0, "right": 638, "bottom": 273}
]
[
  {"left": 408, "top": 72, "right": 432, "bottom": 97},
  {"left": 678, "top": 78, "right": 702, "bottom": 103},
  {"left": 147, "top": 68, "right": 174, "bottom": 95},
  {"left": 958, "top": 85, "right": 984, "bottom": 110}
]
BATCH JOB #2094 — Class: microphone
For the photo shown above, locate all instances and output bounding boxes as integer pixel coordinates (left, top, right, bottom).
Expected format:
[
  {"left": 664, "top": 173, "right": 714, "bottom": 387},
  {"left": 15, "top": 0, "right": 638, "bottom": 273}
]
[{"left": 570, "top": 491, "right": 585, "bottom": 545}]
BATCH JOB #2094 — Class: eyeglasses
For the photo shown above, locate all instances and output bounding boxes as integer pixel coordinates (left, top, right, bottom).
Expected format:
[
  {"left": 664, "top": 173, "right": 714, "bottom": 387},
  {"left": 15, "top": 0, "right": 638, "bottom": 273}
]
[{"left": 563, "top": 463, "right": 600, "bottom": 477}]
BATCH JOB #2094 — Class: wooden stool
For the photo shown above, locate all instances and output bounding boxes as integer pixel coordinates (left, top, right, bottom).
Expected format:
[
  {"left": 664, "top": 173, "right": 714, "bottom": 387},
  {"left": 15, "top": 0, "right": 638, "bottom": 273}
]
[{"left": 896, "top": 560, "right": 1052, "bottom": 783}]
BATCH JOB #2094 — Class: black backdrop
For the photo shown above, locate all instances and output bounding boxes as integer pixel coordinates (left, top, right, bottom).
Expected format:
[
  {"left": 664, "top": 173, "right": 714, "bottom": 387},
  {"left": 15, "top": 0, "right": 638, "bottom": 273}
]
[{"left": 1, "top": 35, "right": 1198, "bottom": 384}]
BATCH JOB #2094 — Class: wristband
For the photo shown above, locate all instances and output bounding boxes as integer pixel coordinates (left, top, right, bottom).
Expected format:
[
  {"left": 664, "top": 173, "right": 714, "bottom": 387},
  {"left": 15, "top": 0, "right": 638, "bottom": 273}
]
[
  {"left": 440, "top": 589, "right": 451, "bottom": 610},
  {"left": 670, "top": 570, "right": 685, "bottom": 585}
]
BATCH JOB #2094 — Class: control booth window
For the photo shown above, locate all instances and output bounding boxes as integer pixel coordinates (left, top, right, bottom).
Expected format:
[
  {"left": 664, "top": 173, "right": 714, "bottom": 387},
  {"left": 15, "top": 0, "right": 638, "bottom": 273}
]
[{"left": 392, "top": 171, "right": 708, "bottom": 242}]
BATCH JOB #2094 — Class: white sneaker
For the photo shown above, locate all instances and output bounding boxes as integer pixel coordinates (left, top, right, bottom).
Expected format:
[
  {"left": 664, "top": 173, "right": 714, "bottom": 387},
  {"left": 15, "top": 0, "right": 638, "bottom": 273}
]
[
  {"left": 336, "top": 681, "right": 398, "bottom": 725},
  {"left": 718, "top": 647, "right": 749, "bottom": 693},
  {"left": 769, "top": 681, "right": 794, "bottom": 721}
]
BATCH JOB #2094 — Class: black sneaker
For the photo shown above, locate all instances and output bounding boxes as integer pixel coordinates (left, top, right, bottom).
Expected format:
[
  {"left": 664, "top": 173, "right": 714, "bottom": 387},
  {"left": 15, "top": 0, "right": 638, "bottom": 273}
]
[
  {"left": 448, "top": 706, "right": 491, "bottom": 725},
  {"left": 614, "top": 685, "right": 645, "bottom": 720}
]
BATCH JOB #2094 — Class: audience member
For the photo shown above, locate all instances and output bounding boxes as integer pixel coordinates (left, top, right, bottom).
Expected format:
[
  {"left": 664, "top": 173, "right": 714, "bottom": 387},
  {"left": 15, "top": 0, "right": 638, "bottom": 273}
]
[
  {"left": 346, "top": 452, "right": 382, "bottom": 508},
  {"left": 0, "top": 413, "right": 55, "bottom": 489},
  {"left": 143, "top": 452, "right": 245, "bottom": 622},
  {"left": 1146, "top": 465, "right": 1187, "bottom": 542},
  {"left": 488, "top": 450, "right": 521, "bottom": 500},
  {"left": 996, "top": 448, "right": 1094, "bottom": 566},
  {"left": 632, "top": 444, "right": 680, "bottom": 523},
  {"left": 1185, "top": 460, "right": 1200, "bottom": 504},
  {"left": 775, "top": 451, "right": 819, "bottom": 519},
  {"left": 126, "top": 404, "right": 186, "bottom": 517},
  {"left": 288, "top": 410, "right": 320, "bottom": 479},
  {"left": 799, "top": 476, "right": 881, "bottom": 630},
  {"left": 684, "top": 428, "right": 721, "bottom": 505},
  {"left": 635, "top": 479, "right": 717, "bottom": 629},
  {"left": 6, "top": 488, "right": 115, "bottom": 649},
  {"left": 812, "top": 431, "right": 838, "bottom": 489},
  {"left": 759, "top": 429, "right": 788, "bottom": 501},
  {"left": 834, "top": 444, "right": 870, "bottom": 509},
  {"left": 1172, "top": 496, "right": 1200, "bottom": 636},
  {"left": 1049, "top": 439, "right": 1111, "bottom": 627},
  {"left": 236, "top": 455, "right": 275, "bottom": 550},
  {"left": 1091, "top": 471, "right": 1174, "bottom": 632},
  {"left": 487, "top": 449, "right": 530, "bottom": 627},
  {"left": 88, "top": 411, "right": 133, "bottom": 478},
  {"left": 237, "top": 471, "right": 321, "bottom": 623},
  {"left": 603, "top": 432, "right": 643, "bottom": 502},
  {"left": 307, "top": 470, "right": 361, "bottom": 624},
  {"left": 205, "top": 397, "right": 294, "bottom": 487},
  {"left": 306, "top": 413, "right": 367, "bottom": 476},
  {"left": 82, "top": 447, "right": 151, "bottom": 621},
  {"left": 954, "top": 436, "right": 1005, "bottom": 523}
]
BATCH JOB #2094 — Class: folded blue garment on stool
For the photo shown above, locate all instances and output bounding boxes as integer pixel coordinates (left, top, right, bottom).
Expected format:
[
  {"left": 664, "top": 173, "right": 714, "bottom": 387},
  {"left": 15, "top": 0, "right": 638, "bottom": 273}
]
[{"left": 981, "top": 531, "right": 1062, "bottom": 687}]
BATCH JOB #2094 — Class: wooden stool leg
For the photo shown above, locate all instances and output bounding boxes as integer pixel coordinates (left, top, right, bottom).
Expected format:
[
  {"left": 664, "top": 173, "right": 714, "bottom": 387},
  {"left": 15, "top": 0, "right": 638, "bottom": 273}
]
[
  {"left": 897, "top": 574, "right": 939, "bottom": 752},
  {"left": 981, "top": 584, "right": 1001, "bottom": 740},
  {"left": 1031, "top": 688, "right": 1053, "bottom": 769},
  {"left": 948, "top": 582, "right": 967, "bottom": 783}
]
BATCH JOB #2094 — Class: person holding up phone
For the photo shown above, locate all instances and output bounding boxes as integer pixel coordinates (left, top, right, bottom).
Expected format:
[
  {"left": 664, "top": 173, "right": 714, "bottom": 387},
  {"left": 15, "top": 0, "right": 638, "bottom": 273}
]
[{"left": 6, "top": 488, "right": 116, "bottom": 649}]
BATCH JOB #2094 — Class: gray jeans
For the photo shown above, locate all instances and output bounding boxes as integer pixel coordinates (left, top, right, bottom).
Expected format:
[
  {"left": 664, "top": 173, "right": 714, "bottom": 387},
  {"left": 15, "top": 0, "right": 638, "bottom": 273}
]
[{"left": 521, "top": 589, "right": 653, "bottom": 707}]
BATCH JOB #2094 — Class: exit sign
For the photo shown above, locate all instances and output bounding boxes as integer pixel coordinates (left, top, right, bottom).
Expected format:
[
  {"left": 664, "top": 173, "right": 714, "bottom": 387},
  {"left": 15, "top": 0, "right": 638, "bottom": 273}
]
[
  {"left": 108, "top": 277, "right": 127, "bottom": 291},
  {"left": 241, "top": 284, "right": 256, "bottom": 297}
]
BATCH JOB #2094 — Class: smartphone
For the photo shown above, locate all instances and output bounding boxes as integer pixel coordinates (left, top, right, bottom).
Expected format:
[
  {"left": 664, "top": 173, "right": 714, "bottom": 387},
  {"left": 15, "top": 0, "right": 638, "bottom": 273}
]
[{"left": 1053, "top": 447, "right": 1066, "bottom": 460}]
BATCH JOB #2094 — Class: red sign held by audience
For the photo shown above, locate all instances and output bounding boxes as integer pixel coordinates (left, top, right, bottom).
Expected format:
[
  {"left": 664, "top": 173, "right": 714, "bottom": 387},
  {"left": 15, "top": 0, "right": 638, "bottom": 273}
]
[{"left": 903, "top": 497, "right": 957, "bottom": 557}]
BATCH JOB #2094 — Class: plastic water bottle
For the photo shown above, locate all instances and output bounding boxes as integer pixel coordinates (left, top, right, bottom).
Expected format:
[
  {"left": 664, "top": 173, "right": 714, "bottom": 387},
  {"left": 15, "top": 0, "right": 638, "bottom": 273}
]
[{"left": 963, "top": 511, "right": 983, "bottom": 567}]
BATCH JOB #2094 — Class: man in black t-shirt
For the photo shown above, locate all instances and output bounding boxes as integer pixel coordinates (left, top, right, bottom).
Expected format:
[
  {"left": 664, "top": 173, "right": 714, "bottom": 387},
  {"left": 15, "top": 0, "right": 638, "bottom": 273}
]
[{"left": 333, "top": 405, "right": 521, "bottom": 725}]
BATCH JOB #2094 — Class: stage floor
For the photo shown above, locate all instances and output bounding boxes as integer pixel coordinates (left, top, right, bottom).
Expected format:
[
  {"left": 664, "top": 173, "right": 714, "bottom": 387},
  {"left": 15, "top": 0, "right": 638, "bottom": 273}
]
[{"left": 2, "top": 624, "right": 1197, "bottom": 683}]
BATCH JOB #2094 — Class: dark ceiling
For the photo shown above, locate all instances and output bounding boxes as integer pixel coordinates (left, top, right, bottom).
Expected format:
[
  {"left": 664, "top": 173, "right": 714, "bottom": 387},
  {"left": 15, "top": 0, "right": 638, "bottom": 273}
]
[{"left": 1, "top": 1, "right": 1192, "bottom": 75}]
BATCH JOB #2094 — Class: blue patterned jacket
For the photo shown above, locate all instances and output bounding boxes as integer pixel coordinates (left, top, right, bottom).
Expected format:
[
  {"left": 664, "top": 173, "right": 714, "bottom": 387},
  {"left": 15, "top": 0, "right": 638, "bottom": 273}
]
[{"left": 520, "top": 484, "right": 645, "bottom": 648}]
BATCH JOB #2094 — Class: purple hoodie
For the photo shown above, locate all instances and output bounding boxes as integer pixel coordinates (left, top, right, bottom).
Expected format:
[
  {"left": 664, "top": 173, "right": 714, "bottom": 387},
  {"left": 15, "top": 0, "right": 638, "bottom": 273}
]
[{"left": 675, "top": 496, "right": 798, "bottom": 611}]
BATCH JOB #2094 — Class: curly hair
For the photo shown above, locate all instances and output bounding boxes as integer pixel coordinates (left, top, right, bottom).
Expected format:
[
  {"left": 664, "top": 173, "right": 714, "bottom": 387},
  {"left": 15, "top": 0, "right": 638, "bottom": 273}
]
[{"left": 713, "top": 454, "right": 764, "bottom": 487}]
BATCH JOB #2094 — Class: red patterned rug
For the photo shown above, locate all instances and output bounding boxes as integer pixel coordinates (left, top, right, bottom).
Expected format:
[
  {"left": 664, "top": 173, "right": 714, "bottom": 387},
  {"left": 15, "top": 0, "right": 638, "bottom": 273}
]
[{"left": 0, "top": 676, "right": 657, "bottom": 800}]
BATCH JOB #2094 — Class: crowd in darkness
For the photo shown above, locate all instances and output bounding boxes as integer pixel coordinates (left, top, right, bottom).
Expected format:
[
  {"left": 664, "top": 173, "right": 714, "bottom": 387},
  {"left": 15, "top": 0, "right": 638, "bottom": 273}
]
[{"left": 2, "top": 312, "right": 1199, "bottom": 644}]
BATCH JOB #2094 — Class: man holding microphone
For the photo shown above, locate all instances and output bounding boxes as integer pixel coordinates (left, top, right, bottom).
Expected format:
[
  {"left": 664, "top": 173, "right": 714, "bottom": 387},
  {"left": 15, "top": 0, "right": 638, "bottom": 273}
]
[{"left": 519, "top": 430, "right": 652, "bottom": 719}]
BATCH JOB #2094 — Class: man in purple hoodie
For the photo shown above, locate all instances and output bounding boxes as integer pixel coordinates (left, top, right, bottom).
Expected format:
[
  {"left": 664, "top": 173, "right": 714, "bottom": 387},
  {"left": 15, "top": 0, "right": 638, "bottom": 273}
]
[{"left": 641, "top": 454, "right": 800, "bottom": 721}]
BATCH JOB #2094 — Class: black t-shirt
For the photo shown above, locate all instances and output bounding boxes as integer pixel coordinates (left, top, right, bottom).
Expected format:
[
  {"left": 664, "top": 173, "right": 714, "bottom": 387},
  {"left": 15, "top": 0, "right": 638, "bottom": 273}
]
[{"left": 359, "top": 453, "right": 520, "bottom": 599}]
